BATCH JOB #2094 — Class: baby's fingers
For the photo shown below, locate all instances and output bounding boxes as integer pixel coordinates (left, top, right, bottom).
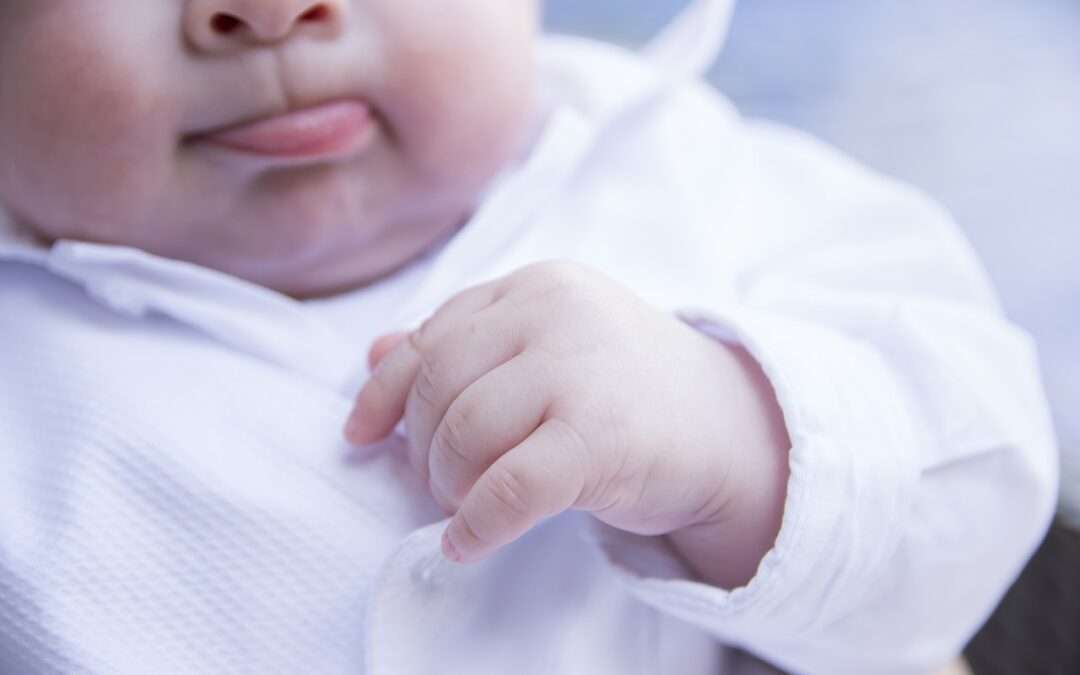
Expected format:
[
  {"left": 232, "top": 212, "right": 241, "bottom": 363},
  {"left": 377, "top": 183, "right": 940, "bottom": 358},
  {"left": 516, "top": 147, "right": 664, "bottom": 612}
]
[
  {"left": 427, "top": 352, "right": 550, "bottom": 511},
  {"left": 368, "top": 332, "right": 407, "bottom": 371},
  {"left": 443, "top": 418, "right": 588, "bottom": 564},
  {"left": 345, "top": 281, "right": 500, "bottom": 446},
  {"left": 346, "top": 330, "right": 424, "bottom": 446}
]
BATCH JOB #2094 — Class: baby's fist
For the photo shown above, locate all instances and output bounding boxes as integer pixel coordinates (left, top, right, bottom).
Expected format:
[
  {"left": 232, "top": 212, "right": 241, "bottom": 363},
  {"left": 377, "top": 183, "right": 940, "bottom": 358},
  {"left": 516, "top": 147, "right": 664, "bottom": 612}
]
[{"left": 346, "top": 262, "right": 786, "bottom": 579}]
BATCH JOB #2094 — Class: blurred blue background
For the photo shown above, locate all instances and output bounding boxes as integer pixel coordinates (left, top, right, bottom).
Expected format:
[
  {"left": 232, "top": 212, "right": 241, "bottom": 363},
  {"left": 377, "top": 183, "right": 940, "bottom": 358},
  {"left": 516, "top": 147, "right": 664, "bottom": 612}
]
[{"left": 546, "top": 0, "right": 1080, "bottom": 522}]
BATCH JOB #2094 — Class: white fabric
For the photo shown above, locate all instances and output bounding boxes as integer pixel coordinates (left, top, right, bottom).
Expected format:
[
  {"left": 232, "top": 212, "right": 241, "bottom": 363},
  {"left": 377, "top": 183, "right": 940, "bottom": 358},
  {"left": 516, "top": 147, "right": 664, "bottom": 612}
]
[{"left": 0, "top": 0, "right": 1058, "bottom": 673}]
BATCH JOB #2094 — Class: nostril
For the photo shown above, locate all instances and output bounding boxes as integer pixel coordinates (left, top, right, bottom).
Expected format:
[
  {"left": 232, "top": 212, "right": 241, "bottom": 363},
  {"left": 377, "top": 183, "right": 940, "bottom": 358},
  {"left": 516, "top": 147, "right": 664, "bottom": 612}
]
[
  {"left": 299, "top": 5, "right": 330, "bottom": 22},
  {"left": 203, "top": 4, "right": 332, "bottom": 43},
  {"left": 210, "top": 13, "right": 242, "bottom": 34}
]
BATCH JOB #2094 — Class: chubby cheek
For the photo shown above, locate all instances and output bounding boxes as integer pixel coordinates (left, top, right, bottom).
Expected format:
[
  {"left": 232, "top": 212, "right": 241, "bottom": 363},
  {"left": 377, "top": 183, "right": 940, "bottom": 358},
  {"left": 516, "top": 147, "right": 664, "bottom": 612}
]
[
  {"left": 0, "top": 12, "right": 179, "bottom": 242},
  {"left": 379, "top": 8, "right": 537, "bottom": 190}
]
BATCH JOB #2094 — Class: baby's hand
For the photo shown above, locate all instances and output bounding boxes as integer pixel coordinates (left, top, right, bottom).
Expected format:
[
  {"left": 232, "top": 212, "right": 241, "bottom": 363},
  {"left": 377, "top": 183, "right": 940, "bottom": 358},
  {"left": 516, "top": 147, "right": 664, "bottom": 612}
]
[{"left": 345, "top": 262, "right": 788, "bottom": 586}]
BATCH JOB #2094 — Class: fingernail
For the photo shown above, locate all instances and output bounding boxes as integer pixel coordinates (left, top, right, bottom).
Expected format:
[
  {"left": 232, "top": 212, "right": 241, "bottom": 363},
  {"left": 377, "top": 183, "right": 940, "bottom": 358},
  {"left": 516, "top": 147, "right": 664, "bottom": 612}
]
[
  {"left": 343, "top": 412, "right": 364, "bottom": 445},
  {"left": 442, "top": 528, "right": 462, "bottom": 563}
]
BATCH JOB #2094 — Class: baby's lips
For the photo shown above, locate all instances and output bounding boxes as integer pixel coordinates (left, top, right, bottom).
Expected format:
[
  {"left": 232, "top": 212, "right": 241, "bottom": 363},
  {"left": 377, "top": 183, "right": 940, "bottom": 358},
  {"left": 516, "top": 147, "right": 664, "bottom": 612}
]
[{"left": 197, "top": 99, "right": 377, "bottom": 160}]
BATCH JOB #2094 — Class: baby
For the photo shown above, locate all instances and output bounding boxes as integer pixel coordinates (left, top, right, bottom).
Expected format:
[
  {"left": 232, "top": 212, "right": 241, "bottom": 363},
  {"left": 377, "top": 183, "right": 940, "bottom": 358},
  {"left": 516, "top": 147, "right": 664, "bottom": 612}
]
[{"left": 0, "top": 0, "right": 1058, "bottom": 674}]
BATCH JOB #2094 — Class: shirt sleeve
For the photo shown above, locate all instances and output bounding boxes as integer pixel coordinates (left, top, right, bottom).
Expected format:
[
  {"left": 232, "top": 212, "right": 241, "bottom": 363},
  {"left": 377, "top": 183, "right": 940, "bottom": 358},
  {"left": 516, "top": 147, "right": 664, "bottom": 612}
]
[{"left": 584, "top": 121, "right": 1059, "bottom": 675}]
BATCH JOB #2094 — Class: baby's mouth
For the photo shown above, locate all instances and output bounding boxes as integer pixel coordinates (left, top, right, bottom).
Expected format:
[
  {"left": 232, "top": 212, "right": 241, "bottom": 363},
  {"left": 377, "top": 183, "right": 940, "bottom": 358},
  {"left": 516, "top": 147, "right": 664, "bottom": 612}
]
[{"left": 189, "top": 99, "right": 378, "bottom": 164}]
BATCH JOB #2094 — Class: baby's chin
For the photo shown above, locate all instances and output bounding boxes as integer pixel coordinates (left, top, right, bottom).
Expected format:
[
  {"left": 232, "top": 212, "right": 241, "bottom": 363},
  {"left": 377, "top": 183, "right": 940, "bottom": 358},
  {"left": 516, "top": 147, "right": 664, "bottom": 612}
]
[
  {"left": 181, "top": 218, "right": 388, "bottom": 298},
  {"left": 155, "top": 165, "right": 381, "bottom": 294},
  {"left": 181, "top": 154, "right": 488, "bottom": 297},
  {"left": 181, "top": 191, "right": 466, "bottom": 299}
]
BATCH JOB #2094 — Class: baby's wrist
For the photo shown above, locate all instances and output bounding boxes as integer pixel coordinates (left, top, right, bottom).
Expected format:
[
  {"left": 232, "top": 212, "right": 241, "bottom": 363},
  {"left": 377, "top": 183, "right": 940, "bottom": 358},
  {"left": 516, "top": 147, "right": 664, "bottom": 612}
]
[{"left": 666, "top": 341, "right": 791, "bottom": 590}]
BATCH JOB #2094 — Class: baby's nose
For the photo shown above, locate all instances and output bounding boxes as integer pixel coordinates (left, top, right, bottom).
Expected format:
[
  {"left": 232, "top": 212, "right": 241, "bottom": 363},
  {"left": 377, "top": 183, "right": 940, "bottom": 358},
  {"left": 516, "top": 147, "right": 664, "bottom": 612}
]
[{"left": 185, "top": 0, "right": 347, "bottom": 53}]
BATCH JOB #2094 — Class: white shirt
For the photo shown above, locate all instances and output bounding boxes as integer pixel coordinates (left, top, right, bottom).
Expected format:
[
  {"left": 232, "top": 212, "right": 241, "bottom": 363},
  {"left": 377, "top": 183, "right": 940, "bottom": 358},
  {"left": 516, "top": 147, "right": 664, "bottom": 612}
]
[{"left": 0, "top": 1, "right": 1058, "bottom": 673}]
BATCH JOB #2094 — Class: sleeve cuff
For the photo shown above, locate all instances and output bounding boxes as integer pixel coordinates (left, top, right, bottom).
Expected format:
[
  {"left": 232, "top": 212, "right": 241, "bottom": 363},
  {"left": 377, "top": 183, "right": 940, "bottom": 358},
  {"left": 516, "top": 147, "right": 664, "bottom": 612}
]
[{"left": 581, "top": 304, "right": 923, "bottom": 654}]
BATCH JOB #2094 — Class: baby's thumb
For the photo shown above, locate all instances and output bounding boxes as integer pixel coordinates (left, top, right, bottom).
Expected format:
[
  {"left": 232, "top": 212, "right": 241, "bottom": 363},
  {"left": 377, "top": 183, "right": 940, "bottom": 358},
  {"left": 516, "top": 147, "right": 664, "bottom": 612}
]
[{"left": 368, "top": 332, "right": 409, "bottom": 371}]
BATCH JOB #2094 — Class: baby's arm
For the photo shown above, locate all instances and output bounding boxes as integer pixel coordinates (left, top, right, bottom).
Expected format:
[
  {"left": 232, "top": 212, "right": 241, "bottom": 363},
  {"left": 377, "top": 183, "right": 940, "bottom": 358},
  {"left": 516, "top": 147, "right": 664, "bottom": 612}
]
[
  {"left": 346, "top": 261, "right": 790, "bottom": 589},
  {"left": 607, "top": 123, "right": 1057, "bottom": 673},
  {"left": 346, "top": 122, "right": 1057, "bottom": 673}
]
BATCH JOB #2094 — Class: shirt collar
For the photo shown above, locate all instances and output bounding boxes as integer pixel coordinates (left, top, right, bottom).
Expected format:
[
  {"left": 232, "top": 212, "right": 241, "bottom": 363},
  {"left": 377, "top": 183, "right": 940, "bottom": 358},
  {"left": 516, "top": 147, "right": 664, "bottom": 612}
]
[{"left": 645, "top": 0, "right": 735, "bottom": 77}]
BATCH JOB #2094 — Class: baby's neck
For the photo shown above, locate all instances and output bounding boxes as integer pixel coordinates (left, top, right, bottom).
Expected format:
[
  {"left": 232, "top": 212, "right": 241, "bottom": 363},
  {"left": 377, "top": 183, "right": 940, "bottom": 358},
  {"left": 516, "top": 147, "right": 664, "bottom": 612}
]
[{"left": 0, "top": 206, "right": 51, "bottom": 251}]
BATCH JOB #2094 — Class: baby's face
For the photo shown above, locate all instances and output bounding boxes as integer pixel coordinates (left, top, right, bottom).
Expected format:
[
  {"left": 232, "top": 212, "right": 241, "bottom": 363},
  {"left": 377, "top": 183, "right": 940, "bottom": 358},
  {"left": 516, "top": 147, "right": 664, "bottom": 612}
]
[{"left": 0, "top": 1, "right": 538, "bottom": 296}]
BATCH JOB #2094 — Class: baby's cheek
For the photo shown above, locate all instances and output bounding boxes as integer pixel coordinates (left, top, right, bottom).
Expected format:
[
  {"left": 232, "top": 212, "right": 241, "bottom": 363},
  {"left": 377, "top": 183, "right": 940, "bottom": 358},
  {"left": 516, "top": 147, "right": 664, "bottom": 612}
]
[
  {"left": 377, "top": 6, "right": 535, "bottom": 183},
  {"left": 0, "top": 16, "right": 178, "bottom": 238}
]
